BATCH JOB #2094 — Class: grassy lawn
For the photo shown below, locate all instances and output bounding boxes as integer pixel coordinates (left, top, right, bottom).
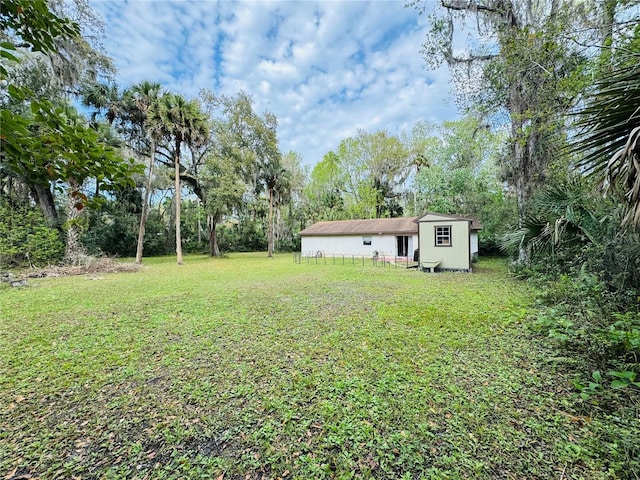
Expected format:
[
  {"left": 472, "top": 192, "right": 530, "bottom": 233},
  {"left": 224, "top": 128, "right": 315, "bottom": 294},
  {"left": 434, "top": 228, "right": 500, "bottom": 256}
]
[{"left": 0, "top": 254, "right": 632, "bottom": 479}]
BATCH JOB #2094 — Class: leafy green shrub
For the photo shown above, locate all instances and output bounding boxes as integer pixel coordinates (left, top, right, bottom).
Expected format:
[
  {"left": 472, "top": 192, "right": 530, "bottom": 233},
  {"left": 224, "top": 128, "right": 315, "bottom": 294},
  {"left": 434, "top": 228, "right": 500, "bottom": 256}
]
[
  {"left": 142, "top": 210, "right": 172, "bottom": 257},
  {"left": 219, "top": 219, "right": 267, "bottom": 252},
  {"left": 504, "top": 177, "right": 640, "bottom": 424},
  {"left": 478, "top": 236, "right": 503, "bottom": 256},
  {"left": 0, "top": 200, "right": 64, "bottom": 267},
  {"left": 83, "top": 208, "right": 137, "bottom": 257},
  {"left": 81, "top": 194, "right": 172, "bottom": 258},
  {"left": 274, "top": 232, "right": 301, "bottom": 253},
  {"left": 530, "top": 269, "right": 639, "bottom": 372}
]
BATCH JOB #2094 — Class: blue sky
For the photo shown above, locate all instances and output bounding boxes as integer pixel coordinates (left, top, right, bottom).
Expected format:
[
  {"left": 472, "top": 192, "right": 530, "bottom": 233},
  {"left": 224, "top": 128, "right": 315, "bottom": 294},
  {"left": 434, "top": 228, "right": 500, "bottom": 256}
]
[{"left": 89, "top": 0, "right": 460, "bottom": 167}]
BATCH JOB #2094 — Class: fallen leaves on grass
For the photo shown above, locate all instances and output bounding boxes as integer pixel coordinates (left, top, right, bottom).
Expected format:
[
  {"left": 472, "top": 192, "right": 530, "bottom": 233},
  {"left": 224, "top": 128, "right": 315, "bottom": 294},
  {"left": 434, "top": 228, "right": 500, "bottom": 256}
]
[{"left": 23, "top": 258, "right": 140, "bottom": 279}]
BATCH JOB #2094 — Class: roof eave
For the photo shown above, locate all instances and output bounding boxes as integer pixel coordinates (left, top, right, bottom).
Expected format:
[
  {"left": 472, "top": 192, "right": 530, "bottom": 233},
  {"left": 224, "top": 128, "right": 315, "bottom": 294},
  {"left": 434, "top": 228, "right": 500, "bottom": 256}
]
[{"left": 300, "top": 230, "right": 417, "bottom": 237}]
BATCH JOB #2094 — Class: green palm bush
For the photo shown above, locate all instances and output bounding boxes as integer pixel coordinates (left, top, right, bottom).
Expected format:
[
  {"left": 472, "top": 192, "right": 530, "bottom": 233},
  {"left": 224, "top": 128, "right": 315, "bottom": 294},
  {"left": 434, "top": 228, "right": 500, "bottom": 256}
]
[{"left": 575, "top": 53, "right": 640, "bottom": 226}]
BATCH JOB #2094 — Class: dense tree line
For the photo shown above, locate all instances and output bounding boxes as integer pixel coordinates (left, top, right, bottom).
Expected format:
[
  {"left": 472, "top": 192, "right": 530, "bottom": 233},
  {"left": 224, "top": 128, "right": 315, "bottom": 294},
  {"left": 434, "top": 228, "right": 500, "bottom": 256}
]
[
  {"left": 0, "top": 0, "right": 518, "bottom": 268},
  {"left": 1, "top": 1, "right": 637, "bottom": 267}
]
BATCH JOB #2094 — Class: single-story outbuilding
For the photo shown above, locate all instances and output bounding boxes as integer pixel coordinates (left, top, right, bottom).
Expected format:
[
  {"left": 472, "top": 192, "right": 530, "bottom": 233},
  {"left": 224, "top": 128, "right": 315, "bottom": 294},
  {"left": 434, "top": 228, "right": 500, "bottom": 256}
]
[
  {"left": 298, "top": 217, "right": 419, "bottom": 258},
  {"left": 299, "top": 214, "right": 482, "bottom": 270},
  {"left": 416, "top": 212, "right": 482, "bottom": 272}
]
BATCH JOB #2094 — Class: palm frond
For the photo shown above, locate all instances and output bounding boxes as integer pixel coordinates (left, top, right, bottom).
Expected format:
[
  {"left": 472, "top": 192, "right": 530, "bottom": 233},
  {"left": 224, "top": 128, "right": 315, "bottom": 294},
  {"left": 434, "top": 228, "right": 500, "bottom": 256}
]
[
  {"left": 500, "top": 216, "right": 551, "bottom": 257},
  {"left": 574, "top": 55, "right": 640, "bottom": 226},
  {"left": 615, "top": 125, "right": 640, "bottom": 225}
]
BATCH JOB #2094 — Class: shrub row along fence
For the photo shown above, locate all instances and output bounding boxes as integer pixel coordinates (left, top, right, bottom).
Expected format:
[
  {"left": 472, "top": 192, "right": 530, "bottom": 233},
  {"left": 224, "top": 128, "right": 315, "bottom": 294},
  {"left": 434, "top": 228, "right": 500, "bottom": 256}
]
[{"left": 293, "top": 252, "right": 418, "bottom": 269}]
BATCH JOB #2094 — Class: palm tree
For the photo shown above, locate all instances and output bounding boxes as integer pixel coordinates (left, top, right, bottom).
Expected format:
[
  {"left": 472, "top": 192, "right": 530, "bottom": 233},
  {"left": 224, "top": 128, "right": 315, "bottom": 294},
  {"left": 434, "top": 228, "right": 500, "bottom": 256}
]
[
  {"left": 500, "top": 176, "right": 605, "bottom": 261},
  {"left": 80, "top": 82, "right": 122, "bottom": 126},
  {"left": 148, "top": 93, "right": 209, "bottom": 264},
  {"left": 575, "top": 54, "right": 640, "bottom": 226},
  {"left": 124, "top": 81, "right": 163, "bottom": 264}
]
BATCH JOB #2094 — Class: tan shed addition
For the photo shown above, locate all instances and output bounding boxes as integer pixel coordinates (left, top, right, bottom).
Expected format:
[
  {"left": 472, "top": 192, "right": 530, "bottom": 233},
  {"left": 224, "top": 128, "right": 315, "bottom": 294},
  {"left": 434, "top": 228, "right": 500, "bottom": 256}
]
[{"left": 416, "top": 213, "right": 481, "bottom": 272}]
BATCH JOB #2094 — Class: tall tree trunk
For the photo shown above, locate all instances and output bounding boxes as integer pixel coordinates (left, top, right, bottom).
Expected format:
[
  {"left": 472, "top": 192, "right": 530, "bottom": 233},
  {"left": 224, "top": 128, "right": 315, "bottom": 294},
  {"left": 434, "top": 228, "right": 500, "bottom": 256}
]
[
  {"left": 267, "top": 187, "right": 275, "bottom": 257},
  {"left": 602, "top": 0, "right": 616, "bottom": 46},
  {"left": 208, "top": 212, "right": 221, "bottom": 257},
  {"left": 33, "top": 183, "right": 59, "bottom": 228},
  {"left": 276, "top": 207, "right": 285, "bottom": 251},
  {"left": 174, "top": 139, "right": 183, "bottom": 265},
  {"left": 135, "top": 137, "right": 156, "bottom": 264},
  {"left": 599, "top": 0, "right": 617, "bottom": 72},
  {"left": 65, "top": 178, "right": 86, "bottom": 265},
  {"left": 510, "top": 83, "right": 547, "bottom": 264},
  {"left": 197, "top": 201, "right": 202, "bottom": 244},
  {"left": 167, "top": 197, "right": 176, "bottom": 254}
]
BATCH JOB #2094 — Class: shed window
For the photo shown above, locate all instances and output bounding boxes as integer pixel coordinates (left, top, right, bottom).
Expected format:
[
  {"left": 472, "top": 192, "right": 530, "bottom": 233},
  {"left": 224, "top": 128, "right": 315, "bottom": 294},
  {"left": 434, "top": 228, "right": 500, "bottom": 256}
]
[
  {"left": 362, "top": 236, "right": 372, "bottom": 246},
  {"left": 435, "top": 226, "right": 451, "bottom": 246}
]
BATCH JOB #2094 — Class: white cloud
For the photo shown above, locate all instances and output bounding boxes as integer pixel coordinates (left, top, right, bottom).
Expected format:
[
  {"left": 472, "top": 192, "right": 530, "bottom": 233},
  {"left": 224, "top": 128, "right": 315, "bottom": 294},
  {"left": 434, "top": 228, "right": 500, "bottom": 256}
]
[
  {"left": 89, "top": 0, "right": 460, "bottom": 167},
  {"left": 257, "top": 59, "right": 298, "bottom": 78}
]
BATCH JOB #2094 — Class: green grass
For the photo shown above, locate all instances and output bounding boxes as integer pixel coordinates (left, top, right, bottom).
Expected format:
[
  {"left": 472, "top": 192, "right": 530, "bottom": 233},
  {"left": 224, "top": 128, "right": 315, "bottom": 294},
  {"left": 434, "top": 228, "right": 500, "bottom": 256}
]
[{"left": 0, "top": 254, "right": 634, "bottom": 479}]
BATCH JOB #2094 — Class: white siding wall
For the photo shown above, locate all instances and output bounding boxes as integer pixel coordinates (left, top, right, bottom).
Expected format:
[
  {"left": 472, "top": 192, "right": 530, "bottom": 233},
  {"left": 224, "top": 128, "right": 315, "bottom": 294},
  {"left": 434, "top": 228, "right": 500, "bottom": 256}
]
[
  {"left": 301, "top": 235, "right": 418, "bottom": 257},
  {"left": 470, "top": 232, "right": 479, "bottom": 258},
  {"left": 408, "top": 235, "right": 416, "bottom": 257}
]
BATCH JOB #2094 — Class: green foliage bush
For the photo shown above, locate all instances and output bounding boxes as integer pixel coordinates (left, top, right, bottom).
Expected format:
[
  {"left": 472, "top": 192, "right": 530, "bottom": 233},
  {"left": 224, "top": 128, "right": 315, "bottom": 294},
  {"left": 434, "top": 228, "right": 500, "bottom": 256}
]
[
  {"left": 478, "top": 236, "right": 503, "bottom": 256},
  {"left": 81, "top": 191, "right": 173, "bottom": 258},
  {"left": 514, "top": 227, "right": 640, "bottom": 476},
  {"left": 275, "top": 233, "right": 301, "bottom": 253},
  {"left": 506, "top": 178, "right": 639, "bottom": 421},
  {"left": 218, "top": 219, "right": 267, "bottom": 253},
  {"left": 0, "top": 200, "right": 64, "bottom": 267},
  {"left": 530, "top": 269, "right": 640, "bottom": 369}
]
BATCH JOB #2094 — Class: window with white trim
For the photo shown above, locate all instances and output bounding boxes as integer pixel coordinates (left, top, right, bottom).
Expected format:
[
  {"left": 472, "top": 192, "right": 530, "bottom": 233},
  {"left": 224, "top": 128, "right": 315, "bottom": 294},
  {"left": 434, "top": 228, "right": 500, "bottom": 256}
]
[
  {"left": 362, "top": 236, "right": 372, "bottom": 246},
  {"left": 435, "top": 226, "right": 451, "bottom": 246}
]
